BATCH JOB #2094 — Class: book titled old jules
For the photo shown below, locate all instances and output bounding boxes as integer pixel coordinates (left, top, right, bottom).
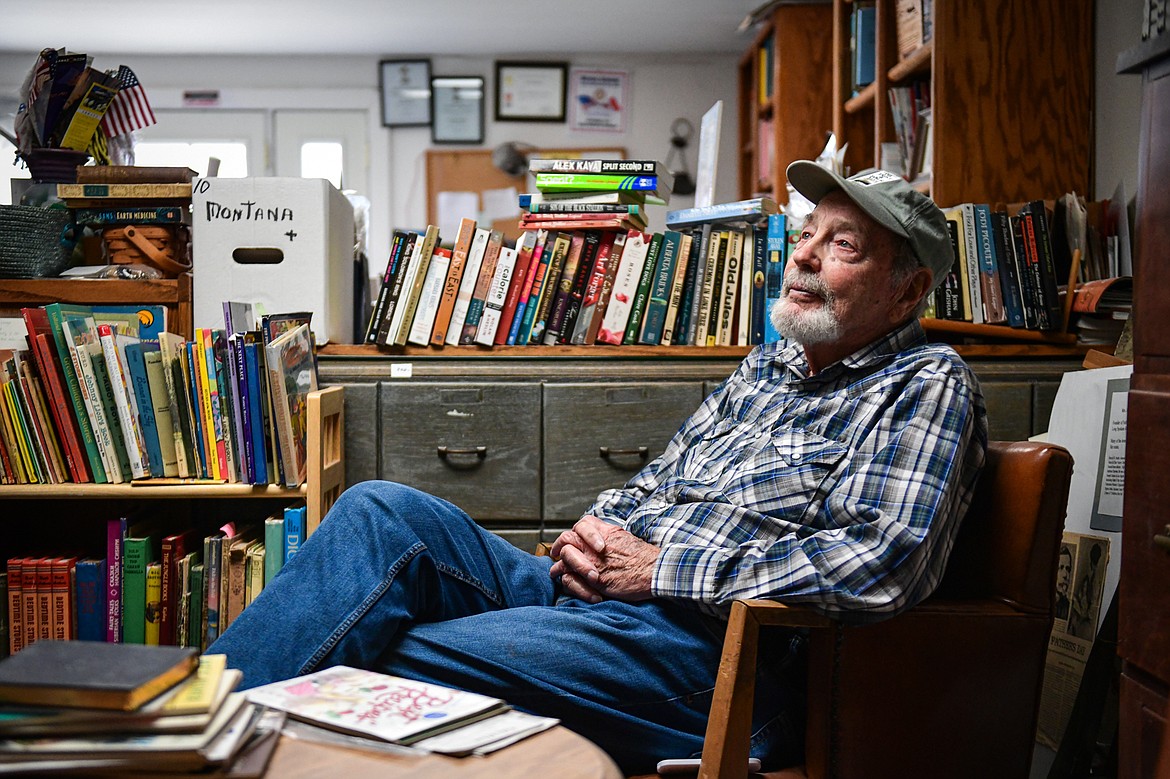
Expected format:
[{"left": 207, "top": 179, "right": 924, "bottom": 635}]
[{"left": 244, "top": 666, "right": 508, "bottom": 745}]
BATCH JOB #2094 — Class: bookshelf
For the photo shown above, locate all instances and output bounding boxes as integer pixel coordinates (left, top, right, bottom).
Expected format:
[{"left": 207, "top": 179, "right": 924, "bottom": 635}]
[
  {"left": 736, "top": 1, "right": 834, "bottom": 203},
  {"left": 829, "top": 0, "right": 1094, "bottom": 208},
  {"left": 0, "top": 274, "right": 194, "bottom": 341},
  {"left": 0, "top": 385, "right": 345, "bottom": 536}
]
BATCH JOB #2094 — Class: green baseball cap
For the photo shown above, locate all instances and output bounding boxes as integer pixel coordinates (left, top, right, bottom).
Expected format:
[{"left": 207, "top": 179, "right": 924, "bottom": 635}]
[{"left": 786, "top": 161, "right": 953, "bottom": 292}]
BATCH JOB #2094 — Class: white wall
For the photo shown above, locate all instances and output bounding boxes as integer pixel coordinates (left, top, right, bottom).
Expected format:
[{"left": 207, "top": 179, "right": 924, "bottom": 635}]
[{"left": 0, "top": 51, "right": 740, "bottom": 266}]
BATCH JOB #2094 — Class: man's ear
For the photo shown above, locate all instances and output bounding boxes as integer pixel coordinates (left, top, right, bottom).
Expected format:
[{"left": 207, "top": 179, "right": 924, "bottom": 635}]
[{"left": 892, "top": 267, "right": 934, "bottom": 321}]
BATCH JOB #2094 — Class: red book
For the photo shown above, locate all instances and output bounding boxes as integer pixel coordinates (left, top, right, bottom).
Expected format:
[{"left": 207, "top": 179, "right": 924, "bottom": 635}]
[
  {"left": 494, "top": 234, "right": 538, "bottom": 345},
  {"left": 159, "top": 529, "right": 197, "bottom": 645},
  {"left": 35, "top": 557, "right": 54, "bottom": 642},
  {"left": 7, "top": 558, "right": 24, "bottom": 655},
  {"left": 50, "top": 556, "right": 78, "bottom": 641},
  {"left": 21, "top": 309, "right": 90, "bottom": 482}
]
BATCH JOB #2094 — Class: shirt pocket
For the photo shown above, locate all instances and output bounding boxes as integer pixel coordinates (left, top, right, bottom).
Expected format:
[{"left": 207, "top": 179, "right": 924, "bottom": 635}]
[{"left": 725, "top": 430, "right": 849, "bottom": 523}]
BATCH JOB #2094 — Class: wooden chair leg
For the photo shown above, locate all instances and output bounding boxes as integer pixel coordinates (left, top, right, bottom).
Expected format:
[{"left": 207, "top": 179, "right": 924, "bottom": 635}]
[{"left": 699, "top": 600, "right": 760, "bottom": 779}]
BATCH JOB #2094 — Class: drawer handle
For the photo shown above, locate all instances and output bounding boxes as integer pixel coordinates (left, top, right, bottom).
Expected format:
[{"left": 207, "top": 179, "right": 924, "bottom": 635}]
[
  {"left": 437, "top": 446, "right": 487, "bottom": 466},
  {"left": 1155, "top": 525, "right": 1170, "bottom": 553},
  {"left": 599, "top": 446, "right": 649, "bottom": 470}
]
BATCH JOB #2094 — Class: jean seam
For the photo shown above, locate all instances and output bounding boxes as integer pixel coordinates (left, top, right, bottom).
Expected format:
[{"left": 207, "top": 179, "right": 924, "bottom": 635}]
[
  {"left": 299, "top": 541, "right": 426, "bottom": 675},
  {"left": 434, "top": 561, "right": 507, "bottom": 607}
]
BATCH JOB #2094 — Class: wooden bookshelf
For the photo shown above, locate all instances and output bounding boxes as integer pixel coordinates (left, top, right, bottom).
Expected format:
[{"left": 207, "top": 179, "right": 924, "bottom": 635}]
[
  {"left": 736, "top": 2, "right": 834, "bottom": 203},
  {"left": 829, "top": 0, "right": 1093, "bottom": 208},
  {"left": 0, "top": 386, "right": 345, "bottom": 535},
  {"left": 0, "top": 274, "right": 194, "bottom": 341}
]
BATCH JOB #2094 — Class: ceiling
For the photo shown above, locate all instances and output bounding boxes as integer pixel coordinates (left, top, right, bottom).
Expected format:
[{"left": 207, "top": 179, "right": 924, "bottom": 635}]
[{"left": 0, "top": 1, "right": 769, "bottom": 58}]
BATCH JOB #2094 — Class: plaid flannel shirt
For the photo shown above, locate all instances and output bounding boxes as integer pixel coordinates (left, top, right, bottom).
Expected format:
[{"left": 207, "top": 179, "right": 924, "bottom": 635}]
[{"left": 586, "top": 319, "right": 987, "bottom": 623}]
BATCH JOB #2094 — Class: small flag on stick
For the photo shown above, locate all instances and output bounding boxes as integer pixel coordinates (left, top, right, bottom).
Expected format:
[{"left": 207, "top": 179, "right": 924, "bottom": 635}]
[{"left": 101, "top": 65, "right": 156, "bottom": 137}]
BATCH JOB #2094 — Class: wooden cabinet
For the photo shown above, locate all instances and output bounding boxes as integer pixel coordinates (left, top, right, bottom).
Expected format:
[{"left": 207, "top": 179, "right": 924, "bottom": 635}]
[
  {"left": 1117, "top": 33, "right": 1170, "bottom": 779},
  {"left": 0, "top": 274, "right": 194, "bottom": 341},
  {"left": 320, "top": 348, "right": 1078, "bottom": 549},
  {"left": 736, "top": 2, "right": 834, "bottom": 203},
  {"left": 827, "top": 0, "right": 1094, "bottom": 207}
]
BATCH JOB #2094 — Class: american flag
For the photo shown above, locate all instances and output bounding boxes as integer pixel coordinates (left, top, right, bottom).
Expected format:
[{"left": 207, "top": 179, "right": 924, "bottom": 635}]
[{"left": 100, "top": 65, "right": 156, "bottom": 137}]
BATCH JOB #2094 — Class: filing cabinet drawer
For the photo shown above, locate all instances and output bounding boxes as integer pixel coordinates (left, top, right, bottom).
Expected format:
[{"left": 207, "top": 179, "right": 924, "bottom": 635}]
[
  {"left": 379, "top": 382, "right": 541, "bottom": 520},
  {"left": 542, "top": 382, "right": 703, "bottom": 520}
]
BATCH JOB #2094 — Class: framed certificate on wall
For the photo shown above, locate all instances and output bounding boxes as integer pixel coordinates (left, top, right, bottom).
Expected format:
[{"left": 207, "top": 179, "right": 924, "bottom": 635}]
[
  {"left": 494, "top": 61, "right": 568, "bottom": 122},
  {"left": 380, "top": 59, "right": 431, "bottom": 127},
  {"left": 431, "top": 76, "right": 484, "bottom": 144}
]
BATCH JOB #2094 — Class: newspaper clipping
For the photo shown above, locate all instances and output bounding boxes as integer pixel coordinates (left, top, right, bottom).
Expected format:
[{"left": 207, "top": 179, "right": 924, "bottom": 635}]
[{"left": 1036, "top": 531, "right": 1111, "bottom": 749}]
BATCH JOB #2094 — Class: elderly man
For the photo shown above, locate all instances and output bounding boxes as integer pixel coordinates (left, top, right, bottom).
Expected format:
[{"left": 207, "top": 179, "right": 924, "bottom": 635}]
[{"left": 210, "top": 161, "right": 987, "bottom": 774}]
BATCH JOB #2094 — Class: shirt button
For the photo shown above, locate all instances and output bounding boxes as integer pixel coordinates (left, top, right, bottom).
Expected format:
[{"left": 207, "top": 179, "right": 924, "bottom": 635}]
[{"left": 791, "top": 453, "right": 802, "bottom": 462}]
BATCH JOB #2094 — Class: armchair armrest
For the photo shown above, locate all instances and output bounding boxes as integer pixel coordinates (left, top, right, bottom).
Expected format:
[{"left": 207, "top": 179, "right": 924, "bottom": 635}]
[{"left": 700, "top": 601, "right": 832, "bottom": 779}]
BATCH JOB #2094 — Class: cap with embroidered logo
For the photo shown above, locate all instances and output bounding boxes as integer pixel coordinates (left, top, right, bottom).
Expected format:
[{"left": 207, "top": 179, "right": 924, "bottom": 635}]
[{"left": 785, "top": 161, "right": 953, "bottom": 292}]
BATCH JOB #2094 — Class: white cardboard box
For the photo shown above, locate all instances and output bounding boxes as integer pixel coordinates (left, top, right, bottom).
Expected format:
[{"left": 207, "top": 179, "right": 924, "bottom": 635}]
[{"left": 192, "top": 177, "right": 355, "bottom": 343}]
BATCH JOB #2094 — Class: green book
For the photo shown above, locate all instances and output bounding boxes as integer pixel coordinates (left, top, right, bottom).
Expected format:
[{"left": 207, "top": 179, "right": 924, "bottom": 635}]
[
  {"left": 264, "top": 515, "right": 285, "bottom": 587},
  {"left": 43, "top": 304, "right": 106, "bottom": 482},
  {"left": 623, "top": 232, "right": 664, "bottom": 344},
  {"left": 122, "top": 528, "right": 159, "bottom": 645},
  {"left": 534, "top": 172, "right": 661, "bottom": 193},
  {"left": 188, "top": 562, "right": 204, "bottom": 651}
]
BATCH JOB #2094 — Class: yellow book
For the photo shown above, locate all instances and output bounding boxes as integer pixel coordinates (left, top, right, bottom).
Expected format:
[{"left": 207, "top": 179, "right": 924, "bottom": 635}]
[
  {"left": 144, "top": 561, "right": 163, "bottom": 646},
  {"left": 943, "top": 206, "right": 974, "bottom": 324},
  {"left": 161, "top": 653, "right": 227, "bottom": 715},
  {"left": 193, "top": 329, "right": 220, "bottom": 480}
]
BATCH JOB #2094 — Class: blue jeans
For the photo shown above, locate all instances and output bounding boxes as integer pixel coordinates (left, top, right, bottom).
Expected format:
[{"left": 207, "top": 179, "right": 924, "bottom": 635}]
[{"left": 210, "top": 482, "right": 806, "bottom": 773}]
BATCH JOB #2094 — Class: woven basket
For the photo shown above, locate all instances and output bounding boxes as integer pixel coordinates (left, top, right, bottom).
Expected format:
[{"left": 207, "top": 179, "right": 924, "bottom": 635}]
[{"left": 0, "top": 205, "right": 76, "bottom": 278}]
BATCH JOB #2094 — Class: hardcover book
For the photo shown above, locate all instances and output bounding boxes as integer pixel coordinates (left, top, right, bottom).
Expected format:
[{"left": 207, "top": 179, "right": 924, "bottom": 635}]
[
  {"left": 382, "top": 232, "right": 426, "bottom": 347},
  {"left": 264, "top": 324, "right": 316, "bottom": 487},
  {"left": 640, "top": 230, "right": 682, "bottom": 345},
  {"left": 570, "top": 231, "right": 618, "bottom": 345},
  {"left": 534, "top": 172, "right": 662, "bottom": 193},
  {"left": 527, "top": 158, "right": 662, "bottom": 175},
  {"left": 541, "top": 233, "right": 587, "bottom": 345},
  {"left": 0, "top": 640, "right": 198, "bottom": 711},
  {"left": 495, "top": 231, "right": 538, "bottom": 346},
  {"left": 392, "top": 224, "right": 441, "bottom": 347}
]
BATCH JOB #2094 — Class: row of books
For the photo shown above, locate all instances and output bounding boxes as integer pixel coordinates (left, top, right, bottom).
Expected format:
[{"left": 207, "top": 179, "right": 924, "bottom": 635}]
[
  {"left": 0, "top": 302, "right": 317, "bottom": 487},
  {"left": 887, "top": 80, "right": 931, "bottom": 183},
  {"left": 0, "top": 643, "right": 278, "bottom": 774},
  {"left": 3, "top": 504, "right": 305, "bottom": 657},
  {"left": 927, "top": 200, "right": 1070, "bottom": 332}
]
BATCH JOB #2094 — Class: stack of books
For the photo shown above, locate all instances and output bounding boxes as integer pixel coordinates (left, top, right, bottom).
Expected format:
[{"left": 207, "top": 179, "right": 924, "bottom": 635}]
[
  {"left": 519, "top": 158, "right": 673, "bottom": 234},
  {"left": 0, "top": 302, "right": 317, "bottom": 488},
  {"left": 4, "top": 504, "right": 306, "bottom": 654},
  {"left": 0, "top": 641, "right": 278, "bottom": 775}
]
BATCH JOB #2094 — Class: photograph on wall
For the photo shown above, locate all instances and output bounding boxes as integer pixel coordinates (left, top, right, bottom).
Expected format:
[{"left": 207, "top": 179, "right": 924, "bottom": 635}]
[{"left": 569, "top": 69, "right": 628, "bottom": 132}]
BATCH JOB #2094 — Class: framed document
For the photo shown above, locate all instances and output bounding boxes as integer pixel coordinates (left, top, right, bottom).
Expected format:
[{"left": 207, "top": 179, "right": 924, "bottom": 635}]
[
  {"left": 431, "top": 76, "right": 485, "bottom": 145},
  {"left": 380, "top": 59, "right": 431, "bottom": 127},
  {"left": 494, "top": 61, "right": 568, "bottom": 122}
]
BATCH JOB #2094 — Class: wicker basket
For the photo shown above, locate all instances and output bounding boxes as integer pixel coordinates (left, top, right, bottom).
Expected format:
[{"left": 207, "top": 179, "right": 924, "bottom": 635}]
[{"left": 0, "top": 205, "right": 76, "bottom": 278}]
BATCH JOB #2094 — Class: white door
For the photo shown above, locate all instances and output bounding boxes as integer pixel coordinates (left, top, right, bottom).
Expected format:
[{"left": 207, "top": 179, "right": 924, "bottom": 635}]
[
  {"left": 272, "top": 110, "right": 368, "bottom": 197},
  {"left": 133, "top": 110, "right": 268, "bottom": 177}
]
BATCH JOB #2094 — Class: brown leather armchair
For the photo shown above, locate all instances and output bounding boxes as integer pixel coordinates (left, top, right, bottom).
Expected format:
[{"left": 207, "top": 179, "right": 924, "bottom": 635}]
[{"left": 691, "top": 440, "right": 1075, "bottom": 779}]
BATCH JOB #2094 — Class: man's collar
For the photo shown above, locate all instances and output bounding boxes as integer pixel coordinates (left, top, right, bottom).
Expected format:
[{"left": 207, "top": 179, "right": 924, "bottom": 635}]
[{"left": 774, "top": 319, "right": 926, "bottom": 380}]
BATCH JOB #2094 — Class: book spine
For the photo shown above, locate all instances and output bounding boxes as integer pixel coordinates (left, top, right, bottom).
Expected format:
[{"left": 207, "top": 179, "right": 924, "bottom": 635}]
[
  {"left": 23, "top": 315, "right": 89, "bottom": 482},
  {"left": 395, "top": 225, "right": 441, "bottom": 347},
  {"left": 1008, "top": 214, "right": 1041, "bottom": 329},
  {"left": 49, "top": 557, "right": 74, "bottom": 640},
  {"left": 641, "top": 231, "right": 681, "bottom": 345},
  {"left": 960, "top": 204, "right": 985, "bottom": 324},
  {"left": 5, "top": 559, "right": 22, "bottom": 654},
  {"left": 365, "top": 232, "right": 406, "bottom": 343},
  {"left": 445, "top": 229, "right": 492, "bottom": 345},
  {"left": 528, "top": 158, "right": 659, "bottom": 174},
  {"left": 144, "top": 561, "right": 162, "bottom": 645},
  {"left": 88, "top": 341, "right": 133, "bottom": 481},
  {"left": 264, "top": 515, "right": 286, "bottom": 586},
  {"left": 495, "top": 232, "right": 538, "bottom": 346},
  {"left": 64, "top": 320, "right": 122, "bottom": 483},
  {"left": 717, "top": 229, "right": 744, "bottom": 346},
  {"left": 285, "top": 505, "right": 304, "bottom": 562},
  {"left": 665, "top": 198, "right": 776, "bottom": 229},
  {"left": 661, "top": 232, "right": 692, "bottom": 346},
  {"left": 243, "top": 341, "right": 269, "bottom": 484},
  {"left": 535, "top": 173, "right": 659, "bottom": 192},
  {"left": 106, "top": 517, "right": 126, "bottom": 643},
  {"left": 542, "top": 233, "right": 587, "bottom": 345},
  {"left": 459, "top": 231, "right": 505, "bottom": 345},
  {"left": 527, "top": 202, "right": 642, "bottom": 214},
  {"left": 20, "top": 558, "right": 37, "bottom": 647},
  {"left": 992, "top": 211, "right": 1027, "bottom": 328},
  {"left": 974, "top": 204, "right": 1007, "bottom": 324},
  {"left": 188, "top": 563, "right": 204, "bottom": 650},
  {"left": 74, "top": 558, "right": 106, "bottom": 642},
  {"left": 202, "top": 535, "right": 222, "bottom": 648},
  {"left": 694, "top": 230, "right": 723, "bottom": 347},
  {"left": 72, "top": 206, "right": 187, "bottom": 225},
  {"left": 125, "top": 342, "right": 165, "bottom": 478},
  {"left": 384, "top": 234, "right": 425, "bottom": 346},
  {"left": 623, "top": 233, "right": 664, "bottom": 345},
  {"left": 209, "top": 332, "right": 237, "bottom": 481},
  {"left": 34, "top": 558, "right": 51, "bottom": 642},
  {"left": 475, "top": 245, "right": 519, "bottom": 346},
  {"left": 750, "top": 224, "right": 768, "bottom": 344},
  {"left": 228, "top": 337, "right": 253, "bottom": 482},
  {"left": 142, "top": 350, "right": 180, "bottom": 477},
  {"left": 1027, "top": 201, "right": 1064, "bottom": 331},
  {"left": 123, "top": 536, "right": 152, "bottom": 644},
  {"left": 512, "top": 233, "right": 554, "bottom": 345},
  {"left": 674, "top": 230, "right": 703, "bottom": 345},
  {"left": 372, "top": 232, "right": 413, "bottom": 345},
  {"left": 557, "top": 231, "right": 602, "bottom": 344},
  {"left": 407, "top": 248, "right": 452, "bottom": 346},
  {"left": 527, "top": 233, "right": 572, "bottom": 344},
  {"left": 46, "top": 307, "right": 107, "bottom": 482},
  {"left": 597, "top": 231, "right": 650, "bottom": 345},
  {"left": 57, "top": 182, "right": 193, "bottom": 198},
  {"left": 431, "top": 218, "right": 478, "bottom": 346},
  {"left": 572, "top": 231, "right": 617, "bottom": 345},
  {"left": 265, "top": 347, "right": 299, "bottom": 489}
]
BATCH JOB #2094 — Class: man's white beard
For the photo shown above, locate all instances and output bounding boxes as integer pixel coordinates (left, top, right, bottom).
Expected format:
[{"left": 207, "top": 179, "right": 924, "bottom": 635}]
[{"left": 769, "top": 274, "right": 843, "bottom": 345}]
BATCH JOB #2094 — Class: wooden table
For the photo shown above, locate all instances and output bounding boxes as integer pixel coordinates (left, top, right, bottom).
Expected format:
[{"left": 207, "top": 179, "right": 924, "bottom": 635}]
[{"left": 266, "top": 724, "right": 623, "bottom": 778}]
